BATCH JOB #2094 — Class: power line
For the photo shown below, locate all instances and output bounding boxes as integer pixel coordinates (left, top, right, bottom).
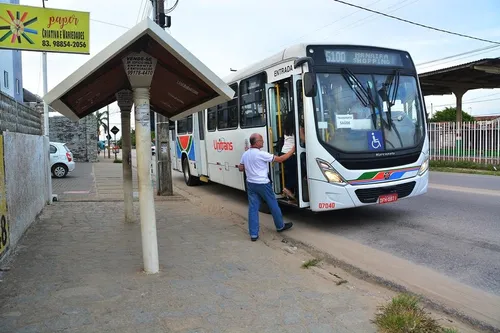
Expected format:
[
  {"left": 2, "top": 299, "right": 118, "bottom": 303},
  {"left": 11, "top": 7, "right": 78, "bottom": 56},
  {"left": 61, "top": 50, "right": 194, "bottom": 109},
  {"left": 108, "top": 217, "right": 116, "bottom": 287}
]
[
  {"left": 273, "top": 0, "right": 383, "bottom": 50},
  {"left": 325, "top": 0, "right": 419, "bottom": 39},
  {"left": 331, "top": 0, "right": 500, "bottom": 45},
  {"left": 136, "top": 0, "right": 145, "bottom": 23},
  {"left": 417, "top": 45, "right": 500, "bottom": 67},
  {"left": 418, "top": 48, "right": 500, "bottom": 71},
  {"left": 429, "top": 97, "right": 500, "bottom": 108},
  {"left": 90, "top": 19, "right": 130, "bottom": 29},
  {"left": 466, "top": 92, "right": 500, "bottom": 101}
]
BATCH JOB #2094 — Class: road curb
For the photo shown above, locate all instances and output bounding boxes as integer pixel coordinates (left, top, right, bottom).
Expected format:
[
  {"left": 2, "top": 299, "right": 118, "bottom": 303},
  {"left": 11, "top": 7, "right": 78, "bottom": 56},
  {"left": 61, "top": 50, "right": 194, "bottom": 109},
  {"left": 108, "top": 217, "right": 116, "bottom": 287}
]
[{"left": 173, "top": 183, "right": 500, "bottom": 333}]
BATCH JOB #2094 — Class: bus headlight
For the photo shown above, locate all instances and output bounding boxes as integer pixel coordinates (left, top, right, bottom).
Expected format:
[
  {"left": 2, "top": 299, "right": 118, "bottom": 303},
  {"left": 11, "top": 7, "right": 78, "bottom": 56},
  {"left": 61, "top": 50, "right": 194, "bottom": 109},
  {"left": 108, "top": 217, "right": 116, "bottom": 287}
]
[
  {"left": 418, "top": 157, "right": 429, "bottom": 175},
  {"left": 316, "top": 158, "right": 347, "bottom": 186}
]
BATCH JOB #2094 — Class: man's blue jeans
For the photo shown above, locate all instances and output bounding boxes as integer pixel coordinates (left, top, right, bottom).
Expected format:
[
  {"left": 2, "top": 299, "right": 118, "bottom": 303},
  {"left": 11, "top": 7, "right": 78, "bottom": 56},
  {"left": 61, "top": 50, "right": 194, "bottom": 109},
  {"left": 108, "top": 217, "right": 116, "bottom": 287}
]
[{"left": 246, "top": 182, "right": 285, "bottom": 238}]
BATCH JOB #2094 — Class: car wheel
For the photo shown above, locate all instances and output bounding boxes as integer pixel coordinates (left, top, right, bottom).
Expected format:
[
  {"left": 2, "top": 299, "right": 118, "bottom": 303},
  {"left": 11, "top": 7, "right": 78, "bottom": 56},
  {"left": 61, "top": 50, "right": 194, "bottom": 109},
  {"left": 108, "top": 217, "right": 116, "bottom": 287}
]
[{"left": 52, "top": 164, "right": 68, "bottom": 178}]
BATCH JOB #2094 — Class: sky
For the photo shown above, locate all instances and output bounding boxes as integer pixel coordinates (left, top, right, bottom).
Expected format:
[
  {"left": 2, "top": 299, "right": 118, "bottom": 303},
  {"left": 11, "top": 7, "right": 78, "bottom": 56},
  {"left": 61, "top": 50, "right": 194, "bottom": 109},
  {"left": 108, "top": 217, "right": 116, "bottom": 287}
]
[{"left": 15, "top": 0, "right": 500, "bottom": 139}]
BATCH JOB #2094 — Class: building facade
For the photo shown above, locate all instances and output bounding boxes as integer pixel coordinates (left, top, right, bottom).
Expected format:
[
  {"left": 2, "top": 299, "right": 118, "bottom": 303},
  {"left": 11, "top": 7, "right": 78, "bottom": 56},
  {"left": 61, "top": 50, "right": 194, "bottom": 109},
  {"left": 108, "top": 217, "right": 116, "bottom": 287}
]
[{"left": 0, "top": 0, "right": 24, "bottom": 103}]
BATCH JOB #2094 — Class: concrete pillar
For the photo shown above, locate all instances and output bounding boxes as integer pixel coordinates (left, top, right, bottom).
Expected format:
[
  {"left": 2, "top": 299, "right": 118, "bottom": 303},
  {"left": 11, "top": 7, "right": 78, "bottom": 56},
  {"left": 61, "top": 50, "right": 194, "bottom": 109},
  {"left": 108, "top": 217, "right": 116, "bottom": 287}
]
[
  {"left": 116, "top": 90, "right": 134, "bottom": 223},
  {"left": 123, "top": 51, "right": 159, "bottom": 274},
  {"left": 133, "top": 87, "right": 159, "bottom": 273},
  {"left": 454, "top": 89, "right": 467, "bottom": 124},
  {"left": 156, "top": 113, "right": 173, "bottom": 196},
  {"left": 453, "top": 89, "right": 467, "bottom": 155}
]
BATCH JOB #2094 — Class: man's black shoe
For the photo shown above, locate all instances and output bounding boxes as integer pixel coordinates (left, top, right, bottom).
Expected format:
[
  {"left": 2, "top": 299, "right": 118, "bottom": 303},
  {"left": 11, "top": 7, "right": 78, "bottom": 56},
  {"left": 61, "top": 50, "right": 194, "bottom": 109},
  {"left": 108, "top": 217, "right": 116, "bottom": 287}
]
[
  {"left": 277, "top": 222, "right": 293, "bottom": 232},
  {"left": 251, "top": 236, "right": 259, "bottom": 241}
]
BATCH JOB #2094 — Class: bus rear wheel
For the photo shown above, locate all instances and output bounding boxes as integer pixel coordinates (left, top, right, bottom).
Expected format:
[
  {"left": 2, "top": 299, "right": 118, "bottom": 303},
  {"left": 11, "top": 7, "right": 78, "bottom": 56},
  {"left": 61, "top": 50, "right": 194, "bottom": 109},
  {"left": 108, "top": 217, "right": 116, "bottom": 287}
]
[{"left": 182, "top": 157, "right": 199, "bottom": 186}]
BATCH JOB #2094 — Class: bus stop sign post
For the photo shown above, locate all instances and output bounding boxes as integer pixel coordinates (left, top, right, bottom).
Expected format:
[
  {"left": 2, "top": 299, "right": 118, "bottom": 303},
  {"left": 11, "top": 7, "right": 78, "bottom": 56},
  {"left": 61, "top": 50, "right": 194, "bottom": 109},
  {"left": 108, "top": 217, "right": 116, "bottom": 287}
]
[{"left": 111, "top": 126, "right": 120, "bottom": 160}]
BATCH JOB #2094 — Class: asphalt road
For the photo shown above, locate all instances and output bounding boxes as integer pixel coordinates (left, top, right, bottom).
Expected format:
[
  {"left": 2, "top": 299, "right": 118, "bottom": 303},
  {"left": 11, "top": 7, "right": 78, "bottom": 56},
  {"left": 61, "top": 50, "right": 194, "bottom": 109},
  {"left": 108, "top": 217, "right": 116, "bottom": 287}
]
[{"left": 171, "top": 169, "right": 500, "bottom": 297}]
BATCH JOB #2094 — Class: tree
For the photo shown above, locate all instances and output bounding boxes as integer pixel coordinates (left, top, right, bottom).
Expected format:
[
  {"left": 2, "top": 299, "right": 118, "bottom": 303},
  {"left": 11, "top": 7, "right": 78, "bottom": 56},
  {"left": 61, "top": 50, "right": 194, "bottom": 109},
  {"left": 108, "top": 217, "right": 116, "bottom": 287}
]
[
  {"left": 131, "top": 129, "right": 136, "bottom": 147},
  {"left": 95, "top": 110, "right": 109, "bottom": 139},
  {"left": 430, "top": 107, "right": 474, "bottom": 122}
]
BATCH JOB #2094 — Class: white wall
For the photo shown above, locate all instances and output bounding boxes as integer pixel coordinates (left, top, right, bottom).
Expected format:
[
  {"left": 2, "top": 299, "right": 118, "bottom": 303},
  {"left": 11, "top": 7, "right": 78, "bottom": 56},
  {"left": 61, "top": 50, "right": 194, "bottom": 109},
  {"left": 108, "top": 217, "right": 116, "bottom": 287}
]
[
  {"left": 3, "top": 132, "right": 49, "bottom": 248},
  {"left": 0, "top": 49, "right": 14, "bottom": 98}
]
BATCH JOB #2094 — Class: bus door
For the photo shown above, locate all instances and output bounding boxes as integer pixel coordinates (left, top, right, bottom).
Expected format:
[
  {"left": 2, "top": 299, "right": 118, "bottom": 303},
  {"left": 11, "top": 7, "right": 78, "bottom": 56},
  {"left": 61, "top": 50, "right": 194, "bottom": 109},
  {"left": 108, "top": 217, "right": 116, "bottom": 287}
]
[
  {"left": 266, "top": 78, "right": 301, "bottom": 204},
  {"left": 265, "top": 83, "right": 284, "bottom": 197},
  {"left": 291, "top": 74, "right": 309, "bottom": 208}
]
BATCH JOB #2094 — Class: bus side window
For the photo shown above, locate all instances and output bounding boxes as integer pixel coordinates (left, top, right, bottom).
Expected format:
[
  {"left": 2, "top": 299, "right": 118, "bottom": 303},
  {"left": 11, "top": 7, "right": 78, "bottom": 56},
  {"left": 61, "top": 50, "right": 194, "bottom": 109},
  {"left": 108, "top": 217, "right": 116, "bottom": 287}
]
[
  {"left": 198, "top": 112, "right": 204, "bottom": 140},
  {"left": 218, "top": 83, "right": 239, "bottom": 130},
  {"left": 177, "top": 117, "right": 187, "bottom": 134},
  {"left": 187, "top": 115, "right": 193, "bottom": 134},
  {"left": 240, "top": 72, "right": 267, "bottom": 128},
  {"left": 207, "top": 107, "right": 217, "bottom": 132},
  {"left": 169, "top": 120, "right": 175, "bottom": 140}
]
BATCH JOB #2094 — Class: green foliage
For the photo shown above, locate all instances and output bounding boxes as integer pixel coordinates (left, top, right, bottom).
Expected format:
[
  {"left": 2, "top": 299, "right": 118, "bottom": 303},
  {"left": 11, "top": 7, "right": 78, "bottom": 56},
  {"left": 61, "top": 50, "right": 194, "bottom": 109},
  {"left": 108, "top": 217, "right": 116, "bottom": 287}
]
[
  {"left": 430, "top": 160, "right": 498, "bottom": 171},
  {"left": 373, "top": 294, "right": 458, "bottom": 333},
  {"left": 301, "top": 258, "right": 321, "bottom": 269},
  {"left": 430, "top": 107, "right": 474, "bottom": 122}
]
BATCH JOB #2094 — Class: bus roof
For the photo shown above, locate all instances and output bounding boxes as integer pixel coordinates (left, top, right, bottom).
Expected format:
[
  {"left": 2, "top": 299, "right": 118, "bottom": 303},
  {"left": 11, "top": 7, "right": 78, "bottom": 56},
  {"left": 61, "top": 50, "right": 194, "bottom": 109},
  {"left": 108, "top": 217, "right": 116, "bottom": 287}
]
[{"left": 222, "top": 43, "right": 409, "bottom": 84}]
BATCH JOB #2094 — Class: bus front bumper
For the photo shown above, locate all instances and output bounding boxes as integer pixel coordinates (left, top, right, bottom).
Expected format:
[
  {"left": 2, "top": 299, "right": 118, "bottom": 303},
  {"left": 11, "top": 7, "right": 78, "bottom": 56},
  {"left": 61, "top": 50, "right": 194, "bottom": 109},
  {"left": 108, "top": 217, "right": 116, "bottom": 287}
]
[{"left": 308, "top": 172, "right": 429, "bottom": 212}]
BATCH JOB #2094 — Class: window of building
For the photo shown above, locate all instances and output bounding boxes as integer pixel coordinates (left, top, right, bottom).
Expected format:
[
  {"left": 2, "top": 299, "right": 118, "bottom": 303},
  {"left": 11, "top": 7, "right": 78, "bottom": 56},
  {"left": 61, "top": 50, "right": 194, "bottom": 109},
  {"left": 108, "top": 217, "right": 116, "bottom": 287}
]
[
  {"left": 240, "top": 73, "right": 267, "bottom": 128},
  {"left": 3, "top": 71, "right": 8, "bottom": 89}
]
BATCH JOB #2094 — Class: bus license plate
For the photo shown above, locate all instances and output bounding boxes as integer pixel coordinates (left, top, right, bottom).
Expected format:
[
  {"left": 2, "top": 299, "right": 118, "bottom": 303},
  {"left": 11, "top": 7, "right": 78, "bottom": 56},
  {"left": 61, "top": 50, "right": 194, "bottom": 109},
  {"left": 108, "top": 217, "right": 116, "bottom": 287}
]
[{"left": 378, "top": 193, "right": 398, "bottom": 204}]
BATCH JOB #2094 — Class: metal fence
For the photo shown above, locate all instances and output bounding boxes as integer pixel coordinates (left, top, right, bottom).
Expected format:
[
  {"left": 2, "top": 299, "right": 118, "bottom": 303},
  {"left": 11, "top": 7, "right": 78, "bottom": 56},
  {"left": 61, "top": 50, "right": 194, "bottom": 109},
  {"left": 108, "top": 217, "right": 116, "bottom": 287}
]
[
  {"left": 0, "top": 92, "right": 42, "bottom": 135},
  {"left": 428, "top": 121, "right": 500, "bottom": 165}
]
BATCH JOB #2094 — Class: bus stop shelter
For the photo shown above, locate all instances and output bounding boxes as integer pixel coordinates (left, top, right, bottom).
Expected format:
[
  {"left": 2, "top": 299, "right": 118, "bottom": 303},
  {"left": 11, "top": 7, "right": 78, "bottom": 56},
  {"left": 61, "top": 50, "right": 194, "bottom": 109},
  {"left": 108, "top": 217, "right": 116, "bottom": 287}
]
[
  {"left": 419, "top": 58, "right": 500, "bottom": 122},
  {"left": 43, "top": 18, "right": 234, "bottom": 274}
]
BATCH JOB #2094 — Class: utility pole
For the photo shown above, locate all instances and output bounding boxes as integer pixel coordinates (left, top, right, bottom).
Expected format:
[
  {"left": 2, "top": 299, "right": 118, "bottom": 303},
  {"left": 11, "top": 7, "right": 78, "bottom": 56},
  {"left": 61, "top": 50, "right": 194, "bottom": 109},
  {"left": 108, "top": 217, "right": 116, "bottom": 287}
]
[
  {"left": 154, "top": 0, "right": 174, "bottom": 196},
  {"left": 42, "top": 0, "right": 52, "bottom": 204},
  {"left": 107, "top": 105, "right": 111, "bottom": 158}
]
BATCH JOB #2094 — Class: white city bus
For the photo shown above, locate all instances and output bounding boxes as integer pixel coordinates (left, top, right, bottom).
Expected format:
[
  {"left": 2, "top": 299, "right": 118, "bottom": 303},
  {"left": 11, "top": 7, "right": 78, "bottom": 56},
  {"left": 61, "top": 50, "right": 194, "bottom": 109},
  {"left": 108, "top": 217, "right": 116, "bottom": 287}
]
[{"left": 169, "top": 43, "right": 429, "bottom": 212}]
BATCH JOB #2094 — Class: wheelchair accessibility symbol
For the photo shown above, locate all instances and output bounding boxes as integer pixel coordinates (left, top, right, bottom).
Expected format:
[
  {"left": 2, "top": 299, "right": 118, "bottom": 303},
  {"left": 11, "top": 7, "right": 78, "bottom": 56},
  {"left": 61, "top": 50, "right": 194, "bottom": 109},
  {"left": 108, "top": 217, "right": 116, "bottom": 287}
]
[{"left": 368, "top": 131, "right": 384, "bottom": 151}]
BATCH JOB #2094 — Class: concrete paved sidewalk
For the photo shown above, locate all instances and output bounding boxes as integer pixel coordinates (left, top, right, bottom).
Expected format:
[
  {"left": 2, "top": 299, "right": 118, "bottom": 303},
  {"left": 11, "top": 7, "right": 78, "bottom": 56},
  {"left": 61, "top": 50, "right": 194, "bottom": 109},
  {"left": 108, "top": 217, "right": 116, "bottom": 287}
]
[
  {"left": 0, "top": 199, "right": 384, "bottom": 333},
  {"left": 0, "top": 159, "right": 389, "bottom": 332}
]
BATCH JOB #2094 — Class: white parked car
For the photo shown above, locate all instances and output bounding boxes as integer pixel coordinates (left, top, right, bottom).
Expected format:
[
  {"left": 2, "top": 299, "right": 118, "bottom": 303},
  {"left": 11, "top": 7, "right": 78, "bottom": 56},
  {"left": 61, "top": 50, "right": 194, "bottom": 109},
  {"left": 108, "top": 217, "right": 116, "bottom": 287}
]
[{"left": 49, "top": 142, "right": 75, "bottom": 178}]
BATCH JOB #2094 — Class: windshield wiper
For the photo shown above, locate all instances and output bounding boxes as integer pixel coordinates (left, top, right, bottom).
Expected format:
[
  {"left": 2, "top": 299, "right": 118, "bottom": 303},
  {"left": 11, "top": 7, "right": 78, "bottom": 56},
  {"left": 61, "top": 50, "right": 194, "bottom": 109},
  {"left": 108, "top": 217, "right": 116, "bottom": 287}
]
[
  {"left": 341, "top": 68, "right": 378, "bottom": 128},
  {"left": 379, "top": 70, "right": 400, "bottom": 130}
]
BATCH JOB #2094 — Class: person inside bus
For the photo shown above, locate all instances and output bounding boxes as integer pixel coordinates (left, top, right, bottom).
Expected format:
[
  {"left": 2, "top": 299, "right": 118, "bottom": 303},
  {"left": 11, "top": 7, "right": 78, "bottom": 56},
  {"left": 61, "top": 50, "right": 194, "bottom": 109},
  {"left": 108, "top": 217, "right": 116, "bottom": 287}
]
[
  {"left": 281, "top": 114, "right": 298, "bottom": 201},
  {"left": 238, "top": 133, "right": 295, "bottom": 241}
]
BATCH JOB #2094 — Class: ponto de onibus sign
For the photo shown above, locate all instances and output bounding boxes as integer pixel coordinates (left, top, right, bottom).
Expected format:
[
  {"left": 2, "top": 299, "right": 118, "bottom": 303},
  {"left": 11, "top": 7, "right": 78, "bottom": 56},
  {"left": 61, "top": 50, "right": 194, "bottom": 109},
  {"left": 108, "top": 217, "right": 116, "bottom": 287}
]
[{"left": 0, "top": 3, "right": 89, "bottom": 54}]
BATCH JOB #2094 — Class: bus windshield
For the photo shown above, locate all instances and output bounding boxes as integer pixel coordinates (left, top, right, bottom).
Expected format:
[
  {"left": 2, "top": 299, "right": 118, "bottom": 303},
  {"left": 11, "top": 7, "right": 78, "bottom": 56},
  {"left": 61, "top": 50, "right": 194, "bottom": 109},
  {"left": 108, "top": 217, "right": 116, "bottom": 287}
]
[{"left": 313, "top": 72, "right": 425, "bottom": 153}]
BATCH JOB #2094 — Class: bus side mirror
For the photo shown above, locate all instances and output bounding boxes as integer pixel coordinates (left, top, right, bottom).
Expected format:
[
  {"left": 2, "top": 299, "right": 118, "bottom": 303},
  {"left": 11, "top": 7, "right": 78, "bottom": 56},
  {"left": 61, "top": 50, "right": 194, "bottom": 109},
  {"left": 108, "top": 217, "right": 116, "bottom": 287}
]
[{"left": 304, "top": 72, "right": 317, "bottom": 97}]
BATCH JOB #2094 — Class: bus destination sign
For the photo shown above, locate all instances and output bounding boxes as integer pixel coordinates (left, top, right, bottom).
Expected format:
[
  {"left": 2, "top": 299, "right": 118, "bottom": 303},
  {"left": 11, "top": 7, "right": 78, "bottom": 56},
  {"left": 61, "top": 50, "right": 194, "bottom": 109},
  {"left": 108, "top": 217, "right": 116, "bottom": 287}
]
[{"left": 324, "top": 49, "right": 403, "bottom": 67}]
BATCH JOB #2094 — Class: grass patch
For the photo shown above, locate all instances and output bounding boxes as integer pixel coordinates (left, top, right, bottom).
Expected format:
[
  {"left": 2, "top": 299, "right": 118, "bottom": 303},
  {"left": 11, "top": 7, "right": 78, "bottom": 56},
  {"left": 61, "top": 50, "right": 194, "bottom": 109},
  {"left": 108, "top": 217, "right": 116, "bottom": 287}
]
[
  {"left": 430, "top": 160, "right": 499, "bottom": 176},
  {"left": 374, "top": 294, "right": 459, "bottom": 333},
  {"left": 430, "top": 160, "right": 498, "bottom": 171},
  {"left": 431, "top": 167, "right": 499, "bottom": 176},
  {"left": 113, "top": 159, "right": 123, "bottom": 163},
  {"left": 301, "top": 258, "right": 321, "bottom": 269}
]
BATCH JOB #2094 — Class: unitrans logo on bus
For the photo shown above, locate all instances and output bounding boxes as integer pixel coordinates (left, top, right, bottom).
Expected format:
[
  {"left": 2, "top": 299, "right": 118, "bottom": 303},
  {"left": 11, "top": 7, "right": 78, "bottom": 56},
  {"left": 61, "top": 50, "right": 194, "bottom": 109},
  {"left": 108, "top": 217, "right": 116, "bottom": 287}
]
[{"left": 213, "top": 138, "right": 233, "bottom": 152}]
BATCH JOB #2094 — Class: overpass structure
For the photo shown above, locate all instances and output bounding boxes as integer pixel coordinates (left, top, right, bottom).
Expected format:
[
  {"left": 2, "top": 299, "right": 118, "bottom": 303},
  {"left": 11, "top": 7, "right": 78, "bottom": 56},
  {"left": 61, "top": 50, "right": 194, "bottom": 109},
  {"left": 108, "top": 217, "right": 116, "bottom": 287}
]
[{"left": 419, "top": 58, "right": 500, "bottom": 122}]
